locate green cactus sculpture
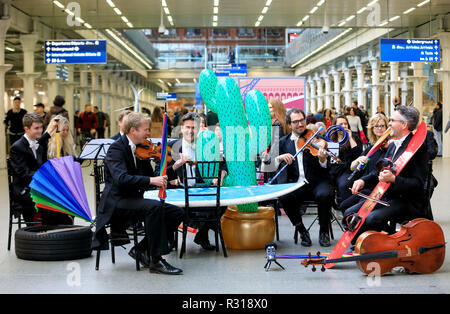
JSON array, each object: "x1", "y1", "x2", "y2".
[{"x1": 199, "y1": 69, "x2": 272, "y2": 212}]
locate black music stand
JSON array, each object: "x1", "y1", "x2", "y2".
[{"x1": 78, "y1": 139, "x2": 115, "y2": 161}]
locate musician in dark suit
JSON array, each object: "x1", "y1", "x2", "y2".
[
  {"x1": 9, "y1": 113, "x2": 61, "y2": 225},
  {"x1": 92, "y1": 112, "x2": 186, "y2": 275},
  {"x1": 275, "y1": 108, "x2": 334, "y2": 247},
  {"x1": 344, "y1": 106, "x2": 429, "y2": 238},
  {"x1": 167, "y1": 112, "x2": 227, "y2": 251}
]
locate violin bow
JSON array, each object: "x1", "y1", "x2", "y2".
[
  {"x1": 268, "y1": 126, "x2": 323, "y2": 185},
  {"x1": 158, "y1": 102, "x2": 169, "y2": 203}
]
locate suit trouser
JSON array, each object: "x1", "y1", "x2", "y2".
[
  {"x1": 279, "y1": 181, "x2": 333, "y2": 233},
  {"x1": 113, "y1": 198, "x2": 184, "y2": 258}
]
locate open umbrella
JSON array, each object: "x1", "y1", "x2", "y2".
[{"x1": 29, "y1": 156, "x2": 92, "y2": 222}]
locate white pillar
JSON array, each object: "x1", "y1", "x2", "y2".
[
  {"x1": 45, "y1": 64, "x2": 60, "y2": 107},
  {"x1": 370, "y1": 59, "x2": 381, "y2": 117},
  {"x1": 63, "y1": 65, "x2": 77, "y2": 131},
  {"x1": 17, "y1": 33, "x2": 40, "y2": 112},
  {"x1": 314, "y1": 73, "x2": 323, "y2": 113},
  {"x1": 100, "y1": 71, "x2": 109, "y2": 113},
  {"x1": 308, "y1": 77, "x2": 316, "y2": 115},
  {"x1": 322, "y1": 69, "x2": 332, "y2": 110},
  {"x1": 437, "y1": 32, "x2": 450, "y2": 157},
  {"x1": 355, "y1": 63, "x2": 366, "y2": 110},
  {"x1": 331, "y1": 69, "x2": 342, "y2": 114},
  {"x1": 90, "y1": 71, "x2": 99, "y2": 107},
  {"x1": 400, "y1": 64, "x2": 409, "y2": 106},
  {"x1": 410, "y1": 62, "x2": 428, "y2": 114},
  {"x1": 79, "y1": 68, "x2": 89, "y2": 107},
  {"x1": 109, "y1": 73, "x2": 119, "y2": 135},
  {"x1": 0, "y1": 17, "x2": 13, "y2": 169},
  {"x1": 389, "y1": 61, "x2": 400, "y2": 116},
  {"x1": 342, "y1": 67, "x2": 353, "y2": 109},
  {"x1": 304, "y1": 78, "x2": 310, "y2": 114}
]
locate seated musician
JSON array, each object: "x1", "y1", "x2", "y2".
[
  {"x1": 328, "y1": 115, "x2": 362, "y2": 207},
  {"x1": 339, "y1": 113, "x2": 389, "y2": 211},
  {"x1": 274, "y1": 108, "x2": 334, "y2": 247},
  {"x1": 111, "y1": 109, "x2": 131, "y2": 140},
  {"x1": 92, "y1": 112, "x2": 186, "y2": 275},
  {"x1": 167, "y1": 112, "x2": 227, "y2": 251},
  {"x1": 9, "y1": 113, "x2": 58, "y2": 225},
  {"x1": 343, "y1": 106, "x2": 429, "y2": 240}
]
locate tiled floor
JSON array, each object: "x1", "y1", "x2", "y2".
[{"x1": 1, "y1": 157, "x2": 449, "y2": 294}]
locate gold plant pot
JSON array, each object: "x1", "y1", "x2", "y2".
[{"x1": 221, "y1": 205, "x2": 275, "y2": 250}]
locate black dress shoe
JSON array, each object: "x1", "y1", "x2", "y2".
[
  {"x1": 194, "y1": 234, "x2": 216, "y2": 251},
  {"x1": 300, "y1": 230, "x2": 312, "y2": 247},
  {"x1": 149, "y1": 258, "x2": 183, "y2": 275},
  {"x1": 319, "y1": 232, "x2": 331, "y2": 247},
  {"x1": 128, "y1": 247, "x2": 150, "y2": 268}
]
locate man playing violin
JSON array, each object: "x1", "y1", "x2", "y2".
[
  {"x1": 92, "y1": 112, "x2": 187, "y2": 275},
  {"x1": 274, "y1": 108, "x2": 334, "y2": 247}
]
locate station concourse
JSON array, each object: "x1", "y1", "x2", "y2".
[{"x1": 1, "y1": 0, "x2": 450, "y2": 296}]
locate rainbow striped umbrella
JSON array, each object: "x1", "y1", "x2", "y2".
[
  {"x1": 29, "y1": 156, "x2": 92, "y2": 222},
  {"x1": 158, "y1": 111, "x2": 169, "y2": 201}
]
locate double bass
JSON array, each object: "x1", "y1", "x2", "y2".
[{"x1": 301, "y1": 218, "x2": 445, "y2": 276}]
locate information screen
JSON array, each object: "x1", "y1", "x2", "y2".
[{"x1": 44, "y1": 39, "x2": 107, "y2": 64}]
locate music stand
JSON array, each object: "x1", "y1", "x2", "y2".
[{"x1": 78, "y1": 139, "x2": 115, "y2": 161}]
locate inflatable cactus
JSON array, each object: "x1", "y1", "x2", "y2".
[{"x1": 198, "y1": 69, "x2": 272, "y2": 212}]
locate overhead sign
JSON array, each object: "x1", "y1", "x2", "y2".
[
  {"x1": 44, "y1": 39, "x2": 107, "y2": 64},
  {"x1": 156, "y1": 92, "x2": 177, "y2": 101},
  {"x1": 211, "y1": 63, "x2": 247, "y2": 77},
  {"x1": 380, "y1": 38, "x2": 440, "y2": 62}
]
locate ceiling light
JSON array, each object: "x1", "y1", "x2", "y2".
[
  {"x1": 167, "y1": 15, "x2": 173, "y2": 22},
  {"x1": 367, "y1": 0, "x2": 378, "y2": 6},
  {"x1": 302, "y1": 15, "x2": 310, "y2": 21},
  {"x1": 389, "y1": 15, "x2": 400, "y2": 22},
  {"x1": 357, "y1": 7, "x2": 367, "y2": 14},
  {"x1": 65, "y1": 8, "x2": 75, "y2": 16},
  {"x1": 346, "y1": 15, "x2": 355, "y2": 21},
  {"x1": 84, "y1": 23, "x2": 92, "y2": 29},
  {"x1": 262, "y1": 6, "x2": 268, "y2": 14},
  {"x1": 310, "y1": 7, "x2": 318, "y2": 14},
  {"x1": 127, "y1": 22, "x2": 133, "y2": 27},
  {"x1": 317, "y1": 0, "x2": 325, "y2": 6},
  {"x1": 213, "y1": 15, "x2": 218, "y2": 21},
  {"x1": 106, "y1": 0, "x2": 115, "y2": 8},
  {"x1": 403, "y1": 7, "x2": 416, "y2": 14},
  {"x1": 113, "y1": 7, "x2": 122, "y2": 15},
  {"x1": 121, "y1": 16, "x2": 129, "y2": 23},
  {"x1": 167, "y1": 82, "x2": 172, "y2": 87},
  {"x1": 176, "y1": 79, "x2": 181, "y2": 84},
  {"x1": 255, "y1": 21, "x2": 261, "y2": 27},
  {"x1": 75, "y1": 17, "x2": 85, "y2": 24},
  {"x1": 158, "y1": 79, "x2": 164, "y2": 84},
  {"x1": 258, "y1": 15, "x2": 264, "y2": 21},
  {"x1": 53, "y1": 1, "x2": 65, "y2": 9},
  {"x1": 5, "y1": 46, "x2": 15, "y2": 52},
  {"x1": 164, "y1": 7, "x2": 170, "y2": 14},
  {"x1": 213, "y1": 22, "x2": 217, "y2": 27},
  {"x1": 297, "y1": 20, "x2": 303, "y2": 26},
  {"x1": 214, "y1": 0, "x2": 219, "y2": 6},
  {"x1": 338, "y1": 20, "x2": 346, "y2": 26},
  {"x1": 417, "y1": 0, "x2": 430, "y2": 7},
  {"x1": 214, "y1": 7, "x2": 218, "y2": 14},
  {"x1": 162, "y1": 0, "x2": 167, "y2": 6},
  {"x1": 193, "y1": 78, "x2": 197, "y2": 83},
  {"x1": 379, "y1": 20, "x2": 388, "y2": 26}
]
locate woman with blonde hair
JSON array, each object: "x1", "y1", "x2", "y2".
[{"x1": 47, "y1": 115, "x2": 77, "y2": 159}]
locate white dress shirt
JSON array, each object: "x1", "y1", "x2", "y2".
[
  {"x1": 126, "y1": 135, "x2": 137, "y2": 167},
  {"x1": 391, "y1": 133, "x2": 409, "y2": 159},
  {"x1": 182, "y1": 138, "x2": 197, "y2": 186},
  {"x1": 24, "y1": 134, "x2": 38, "y2": 159}
]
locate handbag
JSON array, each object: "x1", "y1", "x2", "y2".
[{"x1": 359, "y1": 130, "x2": 368, "y2": 144}]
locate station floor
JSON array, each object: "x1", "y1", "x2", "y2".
[{"x1": 0, "y1": 157, "x2": 449, "y2": 295}]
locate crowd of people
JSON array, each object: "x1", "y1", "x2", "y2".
[{"x1": 5, "y1": 93, "x2": 443, "y2": 275}]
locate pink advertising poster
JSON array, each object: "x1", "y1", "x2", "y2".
[{"x1": 239, "y1": 77, "x2": 305, "y2": 111}]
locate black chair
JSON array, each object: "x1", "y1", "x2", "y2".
[
  {"x1": 6, "y1": 158, "x2": 41, "y2": 251},
  {"x1": 93, "y1": 160, "x2": 144, "y2": 271},
  {"x1": 424, "y1": 160, "x2": 436, "y2": 221},
  {"x1": 179, "y1": 160, "x2": 227, "y2": 258},
  {"x1": 255, "y1": 160, "x2": 280, "y2": 241}
]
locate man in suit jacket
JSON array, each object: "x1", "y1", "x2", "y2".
[
  {"x1": 345, "y1": 105, "x2": 428, "y2": 237},
  {"x1": 275, "y1": 108, "x2": 334, "y2": 247},
  {"x1": 92, "y1": 112, "x2": 186, "y2": 275},
  {"x1": 167, "y1": 112, "x2": 227, "y2": 251},
  {"x1": 9, "y1": 113, "x2": 59, "y2": 224}
]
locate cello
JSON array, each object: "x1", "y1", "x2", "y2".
[{"x1": 301, "y1": 218, "x2": 445, "y2": 276}]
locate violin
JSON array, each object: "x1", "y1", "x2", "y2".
[
  {"x1": 135, "y1": 138, "x2": 173, "y2": 163},
  {"x1": 301, "y1": 218, "x2": 445, "y2": 275},
  {"x1": 297, "y1": 129, "x2": 341, "y2": 163}
]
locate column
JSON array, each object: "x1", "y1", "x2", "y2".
[
  {"x1": 322, "y1": 69, "x2": 332, "y2": 110},
  {"x1": 62, "y1": 65, "x2": 77, "y2": 130},
  {"x1": 437, "y1": 31, "x2": 450, "y2": 157},
  {"x1": 0, "y1": 17, "x2": 13, "y2": 169},
  {"x1": 314, "y1": 73, "x2": 323, "y2": 113},
  {"x1": 331, "y1": 68, "x2": 342, "y2": 114},
  {"x1": 17, "y1": 33, "x2": 40, "y2": 112},
  {"x1": 45, "y1": 64, "x2": 60, "y2": 107},
  {"x1": 109, "y1": 73, "x2": 119, "y2": 135},
  {"x1": 304, "y1": 78, "x2": 310, "y2": 115},
  {"x1": 370, "y1": 59, "x2": 381, "y2": 117},
  {"x1": 410, "y1": 62, "x2": 428, "y2": 114},
  {"x1": 90, "y1": 71, "x2": 100, "y2": 107},
  {"x1": 355, "y1": 62, "x2": 367, "y2": 110},
  {"x1": 400, "y1": 63, "x2": 409, "y2": 106},
  {"x1": 389, "y1": 61, "x2": 400, "y2": 116},
  {"x1": 342, "y1": 67, "x2": 353, "y2": 109},
  {"x1": 308, "y1": 76, "x2": 316, "y2": 115},
  {"x1": 100, "y1": 71, "x2": 109, "y2": 113},
  {"x1": 78, "y1": 68, "x2": 89, "y2": 107}
]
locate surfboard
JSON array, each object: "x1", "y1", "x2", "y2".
[{"x1": 143, "y1": 182, "x2": 304, "y2": 207}]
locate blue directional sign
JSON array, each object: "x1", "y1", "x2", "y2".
[
  {"x1": 211, "y1": 63, "x2": 247, "y2": 77},
  {"x1": 156, "y1": 92, "x2": 177, "y2": 101},
  {"x1": 44, "y1": 39, "x2": 107, "y2": 64},
  {"x1": 380, "y1": 38, "x2": 440, "y2": 62}
]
